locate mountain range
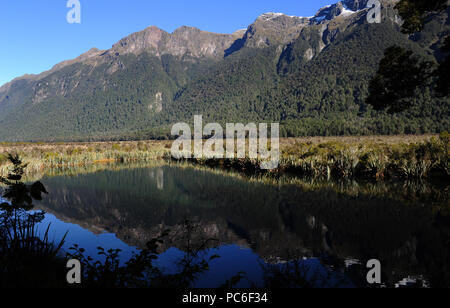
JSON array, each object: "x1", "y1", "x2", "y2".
[{"x1": 0, "y1": 0, "x2": 449, "y2": 141}]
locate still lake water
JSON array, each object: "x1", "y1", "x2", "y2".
[{"x1": 30, "y1": 164, "x2": 449, "y2": 288}]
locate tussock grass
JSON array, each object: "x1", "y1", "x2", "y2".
[
  {"x1": 171, "y1": 134, "x2": 449, "y2": 180},
  {"x1": 1, "y1": 134, "x2": 448, "y2": 181},
  {"x1": 278, "y1": 133, "x2": 449, "y2": 180},
  {"x1": 0, "y1": 140, "x2": 170, "y2": 176}
]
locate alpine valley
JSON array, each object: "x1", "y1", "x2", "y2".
[{"x1": 0, "y1": 0, "x2": 449, "y2": 141}]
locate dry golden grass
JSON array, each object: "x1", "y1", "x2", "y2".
[
  {"x1": 0, "y1": 140, "x2": 169, "y2": 154},
  {"x1": 279, "y1": 134, "x2": 438, "y2": 146},
  {"x1": 0, "y1": 135, "x2": 437, "y2": 154},
  {"x1": 0, "y1": 134, "x2": 447, "y2": 180},
  {"x1": 0, "y1": 140, "x2": 170, "y2": 176}
]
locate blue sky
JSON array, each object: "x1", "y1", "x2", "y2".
[{"x1": 0, "y1": 0, "x2": 333, "y2": 87}]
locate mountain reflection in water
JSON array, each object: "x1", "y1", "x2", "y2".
[{"x1": 33, "y1": 165, "x2": 449, "y2": 288}]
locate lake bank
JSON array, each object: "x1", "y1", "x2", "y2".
[{"x1": 1, "y1": 134, "x2": 448, "y2": 181}]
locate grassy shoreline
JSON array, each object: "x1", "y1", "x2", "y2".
[
  {"x1": 171, "y1": 134, "x2": 450, "y2": 180},
  {"x1": 1, "y1": 134, "x2": 448, "y2": 180},
  {"x1": 0, "y1": 140, "x2": 170, "y2": 176}
]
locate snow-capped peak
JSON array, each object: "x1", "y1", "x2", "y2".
[
  {"x1": 341, "y1": 7, "x2": 358, "y2": 16},
  {"x1": 312, "y1": 1, "x2": 364, "y2": 24},
  {"x1": 258, "y1": 12, "x2": 310, "y2": 21}
]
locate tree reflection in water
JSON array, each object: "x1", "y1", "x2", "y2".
[{"x1": 2, "y1": 161, "x2": 449, "y2": 288}]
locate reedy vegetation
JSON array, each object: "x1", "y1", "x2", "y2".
[
  {"x1": 0, "y1": 135, "x2": 448, "y2": 181},
  {"x1": 171, "y1": 134, "x2": 450, "y2": 180},
  {"x1": 0, "y1": 140, "x2": 169, "y2": 176}
]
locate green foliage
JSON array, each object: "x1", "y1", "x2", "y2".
[
  {"x1": 0, "y1": 154, "x2": 48, "y2": 209},
  {"x1": 368, "y1": 1, "x2": 450, "y2": 113},
  {"x1": 0, "y1": 154, "x2": 67, "y2": 287},
  {"x1": 435, "y1": 52, "x2": 450, "y2": 96},
  {"x1": 395, "y1": 0, "x2": 448, "y2": 34},
  {"x1": 366, "y1": 46, "x2": 434, "y2": 113}
]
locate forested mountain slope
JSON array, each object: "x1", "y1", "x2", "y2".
[{"x1": 0, "y1": 0, "x2": 448, "y2": 141}]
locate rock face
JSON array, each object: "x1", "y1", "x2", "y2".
[
  {"x1": 242, "y1": 13, "x2": 311, "y2": 48},
  {"x1": 0, "y1": 25, "x2": 242, "y2": 100},
  {"x1": 109, "y1": 25, "x2": 238, "y2": 59},
  {"x1": 343, "y1": 0, "x2": 371, "y2": 11},
  {"x1": 233, "y1": 0, "x2": 378, "y2": 50},
  {"x1": 52, "y1": 48, "x2": 105, "y2": 70},
  {"x1": 311, "y1": 0, "x2": 370, "y2": 24}
]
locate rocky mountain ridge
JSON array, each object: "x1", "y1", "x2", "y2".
[{"x1": 0, "y1": 0, "x2": 394, "y2": 93}]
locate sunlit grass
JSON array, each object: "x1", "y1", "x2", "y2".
[
  {"x1": 0, "y1": 140, "x2": 170, "y2": 176},
  {"x1": 1, "y1": 134, "x2": 448, "y2": 180},
  {"x1": 173, "y1": 133, "x2": 449, "y2": 180}
]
